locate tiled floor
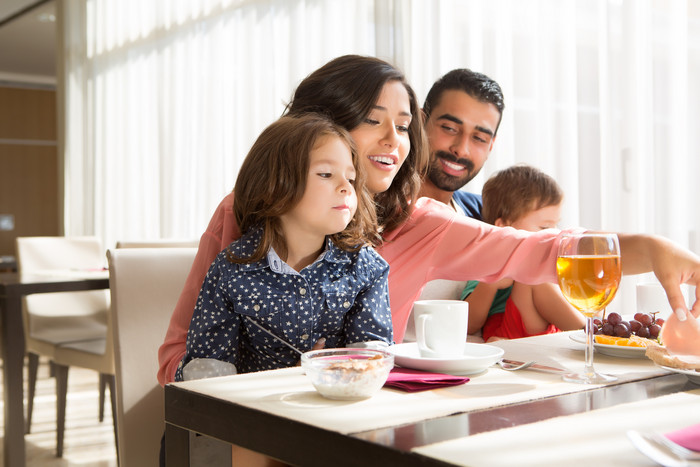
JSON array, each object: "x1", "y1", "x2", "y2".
[{"x1": 0, "y1": 357, "x2": 117, "y2": 466}]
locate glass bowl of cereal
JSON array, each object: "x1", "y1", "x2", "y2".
[{"x1": 301, "y1": 348, "x2": 394, "y2": 400}]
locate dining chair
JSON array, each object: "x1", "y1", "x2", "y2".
[
  {"x1": 52, "y1": 333, "x2": 117, "y2": 457},
  {"x1": 15, "y1": 236, "x2": 115, "y2": 457},
  {"x1": 107, "y1": 247, "x2": 196, "y2": 466}
]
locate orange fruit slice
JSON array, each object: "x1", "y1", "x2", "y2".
[
  {"x1": 594, "y1": 335, "x2": 623, "y2": 346},
  {"x1": 594, "y1": 335, "x2": 654, "y2": 347}
]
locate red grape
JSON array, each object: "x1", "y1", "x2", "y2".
[
  {"x1": 648, "y1": 324, "x2": 661, "y2": 338},
  {"x1": 607, "y1": 312, "x2": 623, "y2": 326},
  {"x1": 637, "y1": 313, "x2": 653, "y2": 326},
  {"x1": 596, "y1": 312, "x2": 660, "y2": 342},
  {"x1": 629, "y1": 319, "x2": 642, "y2": 332},
  {"x1": 614, "y1": 323, "x2": 631, "y2": 338}
]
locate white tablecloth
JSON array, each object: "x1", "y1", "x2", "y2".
[
  {"x1": 173, "y1": 331, "x2": 672, "y2": 434},
  {"x1": 412, "y1": 388, "x2": 700, "y2": 466}
]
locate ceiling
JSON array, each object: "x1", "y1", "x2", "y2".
[{"x1": 0, "y1": 0, "x2": 56, "y2": 86}]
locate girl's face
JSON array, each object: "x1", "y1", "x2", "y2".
[
  {"x1": 350, "y1": 80, "x2": 412, "y2": 194},
  {"x1": 280, "y1": 135, "x2": 357, "y2": 242}
]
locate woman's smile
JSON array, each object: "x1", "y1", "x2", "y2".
[{"x1": 367, "y1": 153, "x2": 399, "y2": 171}]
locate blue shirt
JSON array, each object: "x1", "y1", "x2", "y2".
[
  {"x1": 452, "y1": 190, "x2": 482, "y2": 220},
  {"x1": 176, "y1": 229, "x2": 392, "y2": 379}
]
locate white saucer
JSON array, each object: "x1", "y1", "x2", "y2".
[
  {"x1": 570, "y1": 331, "x2": 647, "y2": 359},
  {"x1": 658, "y1": 365, "x2": 700, "y2": 385},
  {"x1": 387, "y1": 343, "x2": 504, "y2": 376}
]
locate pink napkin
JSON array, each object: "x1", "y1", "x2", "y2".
[
  {"x1": 383, "y1": 367, "x2": 469, "y2": 392},
  {"x1": 666, "y1": 422, "x2": 700, "y2": 451}
]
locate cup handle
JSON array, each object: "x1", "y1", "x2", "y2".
[{"x1": 416, "y1": 314, "x2": 433, "y2": 354}]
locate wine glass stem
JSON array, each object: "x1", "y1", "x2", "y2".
[{"x1": 584, "y1": 315, "x2": 595, "y2": 376}]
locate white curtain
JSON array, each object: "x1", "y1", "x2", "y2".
[
  {"x1": 61, "y1": 0, "x2": 384, "y2": 246},
  {"x1": 61, "y1": 0, "x2": 700, "y2": 312}
]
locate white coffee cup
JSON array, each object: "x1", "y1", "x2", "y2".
[
  {"x1": 413, "y1": 300, "x2": 468, "y2": 358},
  {"x1": 636, "y1": 282, "x2": 690, "y2": 319}
]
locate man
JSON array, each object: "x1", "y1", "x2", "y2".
[
  {"x1": 419, "y1": 68, "x2": 505, "y2": 219},
  {"x1": 409, "y1": 69, "x2": 506, "y2": 340}
]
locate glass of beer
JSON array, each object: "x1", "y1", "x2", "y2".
[{"x1": 556, "y1": 233, "x2": 621, "y2": 383}]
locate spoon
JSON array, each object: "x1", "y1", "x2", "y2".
[
  {"x1": 498, "y1": 359, "x2": 535, "y2": 371},
  {"x1": 245, "y1": 317, "x2": 304, "y2": 355},
  {"x1": 627, "y1": 430, "x2": 700, "y2": 465}
]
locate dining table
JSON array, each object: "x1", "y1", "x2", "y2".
[
  {"x1": 0, "y1": 255, "x2": 16, "y2": 272},
  {"x1": 0, "y1": 270, "x2": 110, "y2": 467},
  {"x1": 164, "y1": 331, "x2": 700, "y2": 466}
]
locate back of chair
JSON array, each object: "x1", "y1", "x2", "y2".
[
  {"x1": 17, "y1": 236, "x2": 106, "y2": 272},
  {"x1": 16, "y1": 236, "x2": 109, "y2": 345},
  {"x1": 115, "y1": 240, "x2": 199, "y2": 248},
  {"x1": 107, "y1": 247, "x2": 196, "y2": 467}
]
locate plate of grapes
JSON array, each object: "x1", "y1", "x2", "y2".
[{"x1": 570, "y1": 311, "x2": 663, "y2": 358}]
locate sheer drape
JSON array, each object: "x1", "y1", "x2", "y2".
[
  {"x1": 61, "y1": 0, "x2": 700, "y2": 311},
  {"x1": 61, "y1": 0, "x2": 383, "y2": 246},
  {"x1": 396, "y1": 0, "x2": 699, "y2": 240}
]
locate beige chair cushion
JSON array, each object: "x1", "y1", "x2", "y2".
[{"x1": 25, "y1": 291, "x2": 109, "y2": 343}]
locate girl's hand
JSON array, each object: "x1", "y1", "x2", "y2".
[
  {"x1": 311, "y1": 337, "x2": 327, "y2": 350},
  {"x1": 296, "y1": 338, "x2": 326, "y2": 366}
]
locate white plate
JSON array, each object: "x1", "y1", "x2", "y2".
[
  {"x1": 658, "y1": 365, "x2": 700, "y2": 385},
  {"x1": 569, "y1": 332, "x2": 647, "y2": 359},
  {"x1": 387, "y1": 343, "x2": 504, "y2": 376}
]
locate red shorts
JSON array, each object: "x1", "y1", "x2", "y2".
[{"x1": 482, "y1": 297, "x2": 560, "y2": 341}]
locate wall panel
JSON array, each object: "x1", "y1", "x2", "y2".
[{"x1": 0, "y1": 86, "x2": 58, "y2": 257}]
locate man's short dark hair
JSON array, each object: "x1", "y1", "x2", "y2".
[{"x1": 423, "y1": 69, "x2": 505, "y2": 134}]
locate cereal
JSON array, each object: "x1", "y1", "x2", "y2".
[{"x1": 301, "y1": 349, "x2": 394, "y2": 400}]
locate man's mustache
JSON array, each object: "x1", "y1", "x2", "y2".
[{"x1": 435, "y1": 151, "x2": 475, "y2": 173}]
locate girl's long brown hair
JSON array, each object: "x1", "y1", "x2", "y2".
[
  {"x1": 229, "y1": 114, "x2": 379, "y2": 264},
  {"x1": 285, "y1": 55, "x2": 429, "y2": 234}
]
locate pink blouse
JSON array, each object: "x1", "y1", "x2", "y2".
[{"x1": 157, "y1": 192, "x2": 576, "y2": 385}]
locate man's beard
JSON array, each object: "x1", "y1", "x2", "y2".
[{"x1": 426, "y1": 150, "x2": 477, "y2": 192}]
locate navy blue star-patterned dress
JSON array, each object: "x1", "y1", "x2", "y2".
[{"x1": 175, "y1": 228, "x2": 392, "y2": 380}]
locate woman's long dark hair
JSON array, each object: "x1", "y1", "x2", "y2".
[{"x1": 284, "y1": 55, "x2": 429, "y2": 234}]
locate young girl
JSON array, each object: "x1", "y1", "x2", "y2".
[
  {"x1": 462, "y1": 165, "x2": 585, "y2": 341},
  {"x1": 175, "y1": 114, "x2": 392, "y2": 379}
]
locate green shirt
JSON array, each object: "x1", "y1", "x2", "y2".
[{"x1": 461, "y1": 280, "x2": 513, "y2": 317}]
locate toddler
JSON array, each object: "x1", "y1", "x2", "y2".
[{"x1": 462, "y1": 165, "x2": 585, "y2": 341}]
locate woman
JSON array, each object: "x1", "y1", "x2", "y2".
[{"x1": 158, "y1": 54, "x2": 700, "y2": 386}]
